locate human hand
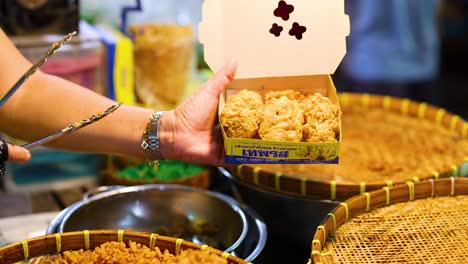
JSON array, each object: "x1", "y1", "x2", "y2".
[
  {"x1": 160, "y1": 60, "x2": 237, "y2": 166},
  {"x1": 0, "y1": 140, "x2": 31, "y2": 178}
]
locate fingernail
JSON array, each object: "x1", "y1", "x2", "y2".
[
  {"x1": 227, "y1": 59, "x2": 237, "y2": 68},
  {"x1": 17, "y1": 146, "x2": 31, "y2": 161},
  {"x1": 24, "y1": 151, "x2": 31, "y2": 161}
]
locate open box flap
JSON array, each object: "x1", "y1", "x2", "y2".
[{"x1": 199, "y1": 0, "x2": 349, "y2": 79}]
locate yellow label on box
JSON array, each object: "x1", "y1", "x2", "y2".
[{"x1": 224, "y1": 138, "x2": 340, "y2": 164}]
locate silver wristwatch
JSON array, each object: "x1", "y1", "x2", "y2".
[{"x1": 141, "y1": 111, "x2": 164, "y2": 166}]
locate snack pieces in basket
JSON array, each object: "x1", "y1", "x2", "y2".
[
  {"x1": 220, "y1": 89, "x2": 264, "y2": 138},
  {"x1": 31, "y1": 241, "x2": 228, "y2": 264},
  {"x1": 220, "y1": 89, "x2": 340, "y2": 142}
]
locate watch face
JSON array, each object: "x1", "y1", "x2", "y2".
[{"x1": 16, "y1": 0, "x2": 48, "y2": 10}]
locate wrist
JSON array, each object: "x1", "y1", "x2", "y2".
[{"x1": 157, "y1": 110, "x2": 176, "y2": 161}]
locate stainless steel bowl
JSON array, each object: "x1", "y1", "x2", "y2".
[
  {"x1": 218, "y1": 167, "x2": 341, "y2": 247},
  {"x1": 47, "y1": 184, "x2": 267, "y2": 262}
]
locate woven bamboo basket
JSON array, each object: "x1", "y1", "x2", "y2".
[
  {"x1": 309, "y1": 177, "x2": 468, "y2": 263},
  {"x1": 229, "y1": 93, "x2": 468, "y2": 201},
  {"x1": 0, "y1": 230, "x2": 249, "y2": 264},
  {"x1": 101, "y1": 155, "x2": 211, "y2": 189}
]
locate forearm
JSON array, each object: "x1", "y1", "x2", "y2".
[
  {"x1": 0, "y1": 28, "x2": 237, "y2": 166},
  {"x1": 0, "y1": 28, "x2": 159, "y2": 157},
  {"x1": 0, "y1": 72, "x2": 153, "y2": 157}
]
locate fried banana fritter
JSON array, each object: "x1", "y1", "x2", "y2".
[
  {"x1": 221, "y1": 90, "x2": 340, "y2": 143},
  {"x1": 300, "y1": 93, "x2": 341, "y2": 142},
  {"x1": 220, "y1": 89, "x2": 263, "y2": 138},
  {"x1": 259, "y1": 96, "x2": 304, "y2": 142},
  {"x1": 303, "y1": 122, "x2": 338, "y2": 143}
]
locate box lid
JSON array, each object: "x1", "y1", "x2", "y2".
[{"x1": 199, "y1": 0, "x2": 350, "y2": 79}]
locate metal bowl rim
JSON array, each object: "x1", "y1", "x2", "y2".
[{"x1": 57, "y1": 184, "x2": 249, "y2": 253}]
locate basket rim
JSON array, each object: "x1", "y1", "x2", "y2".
[
  {"x1": 0, "y1": 230, "x2": 250, "y2": 264},
  {"x1": 229, "y1": 93, "x2": 468, "y2": 200},
  {"x1": 308, "y1": 177, "x2": 468, "y2": 264}
]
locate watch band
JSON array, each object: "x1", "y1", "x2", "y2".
[{"x1": 141, "y1": 111, "x2": 164, "y2": 166}]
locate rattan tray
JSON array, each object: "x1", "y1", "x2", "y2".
[
  {"x1": 309, "y1": 177, "x2": 468, "y2": 263},
  {"x1": 0, "y1": 230, "x2": 249, "y2": 264},
  {"x1": 228, "y1": 93, "x2": 468, "y2": 200}
]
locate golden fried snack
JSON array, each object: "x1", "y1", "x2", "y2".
[
  {"x1": 300, "y1": 93, "x2": 339, "y2": 116},
  {"x1": 303, "y1": 122, "x2": 338, "y2": 143},
  {"x1": 220, "y1": 90, "x2": 264, "y2": 138},
  {"x1": 259, "y1": 96, "x2": 304, "y2": 142},
  {"x1": 301, "y1": 93, "x2": 340, "y2": 142},
  {"x1": 265, "y1": 90, "x2": 305, "y2": 102}
]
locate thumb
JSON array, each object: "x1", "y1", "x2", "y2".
[
  {"x1": 8, "y1": 144, "x2": 31, "y2": 162},
  {"x1": 202, "y1": 60, "x2": 237, "y2": 97}
]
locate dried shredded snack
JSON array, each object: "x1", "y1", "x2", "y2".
[
  {"x1": 220, "y1": 89, "x2": 264, "y2": 138},
  {"x1": 30, "y1": 241, "x2": 228, "y2": 264},
  {"x1": 259, "y1": 96, "x2": 304, "y2": 142}
]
